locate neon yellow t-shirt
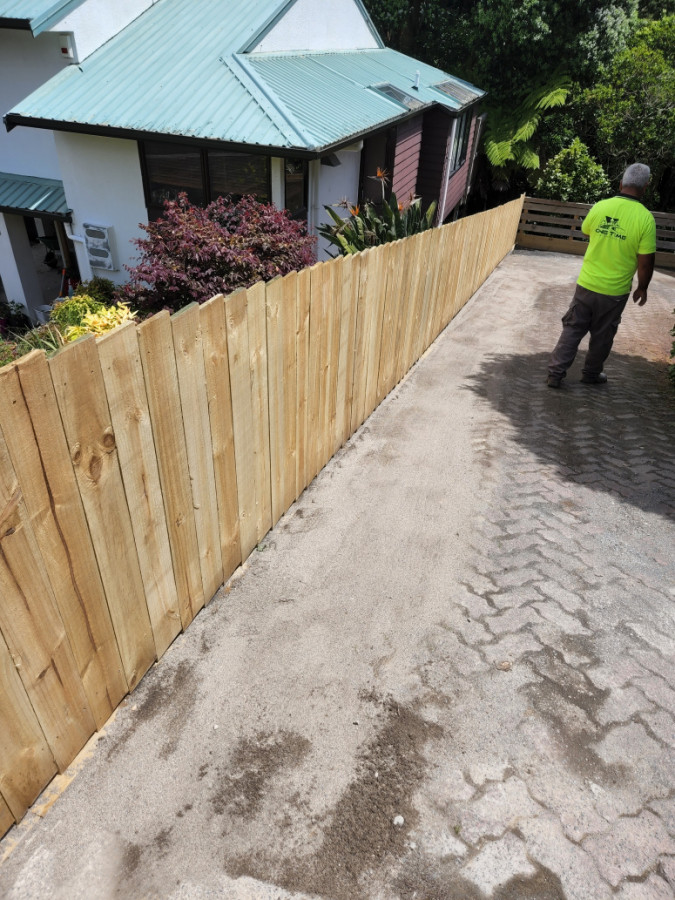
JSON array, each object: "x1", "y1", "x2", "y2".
[{"x1": 578, "y1": 195, "x2": 656, "y2": 296}]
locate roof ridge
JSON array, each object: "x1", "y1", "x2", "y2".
[{"x1": 226, "y1": 53, "x2": 316, "y2": 149}]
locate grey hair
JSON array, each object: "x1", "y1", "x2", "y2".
[{"x1": 622, "y1": 163, "x2": 650, "y2": 189}]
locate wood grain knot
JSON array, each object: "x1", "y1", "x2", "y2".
[
  {"x1": 71, "y1": 442, "x2": 82, "y2": 465},
  {"x1": 102, "y1": 427, "x2": 116, "y2": 451},
  {"x1": 89, "y1": 454, "x2": 103, "y2": 483}
]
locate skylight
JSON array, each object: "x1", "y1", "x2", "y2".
[
  {"x1": 371, "y1": 83, "x2": 424, "y2": 111},
  {"x1": 433, "y1": 80, "x2": 477, "y2": 105}
]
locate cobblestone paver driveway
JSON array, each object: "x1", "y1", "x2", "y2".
[{"x1": 1, "y1": 251, "x2": 673, "y2": 900}]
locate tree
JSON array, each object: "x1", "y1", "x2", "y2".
[
  {"x1": 122, "y1": 194, "x2": 316, "y2": 315},
  {"x1": 535, "y1": 139, "x2": 611, "y2": 202},
  {"x1": 583, "y1": 16, "x2": 675, "y2": 208}
]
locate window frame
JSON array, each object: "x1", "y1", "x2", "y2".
[
  {"x1": 139, "y1": 140, "x2": 272, "y2": 219},
  {"x1": 448, "y1": 111, "x2": 472, "y2": 176}
]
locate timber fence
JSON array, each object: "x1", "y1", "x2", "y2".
[
  {"x1": 0, "y1": 196, "x2": 524, "y2": 838},
  {"x1": 517, "y1": 196, "x2": 675, "y2": 270}
]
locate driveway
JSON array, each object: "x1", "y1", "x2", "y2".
[{"x1": 1, "y1": 250, "x2": 674, "y2": 900}]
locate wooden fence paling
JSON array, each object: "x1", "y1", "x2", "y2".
[
  {"x1": 137, "y1": 311, "x2": 204, "y2": 628},
  {"x1": 0, "y1": 196, "x2": 525, "y2": 840},
  {"x1": 0, "y1": 626, "x2": 57, "y2": 821},
  {"x1": 225, "y1": 289, "x2": 259, "y2": 560},
  {"x1": 0, "y1": 355, "x2": 126, "y2": 729},
  {"x1": 199, "y1": 295, "x2": 242, "y2": 582},
  {"x1": 0, "y1": 794, "x2": 15, "y2": 840},
  {"x1": 335, "y1": 253, "x2": 360, "y2": 449},
  {"x1": 246, "y1": 282, "x2": 273, "y2": 546},
  {"x1": 172, "y1": 304, "x2": 224, "y2": 602},
  {"x1": 0, "y1": 424, "x2": 95, "y2": 769},
  {"x1": 97, "y1": 324, "x2": 181, "y2": 658},
  {"x1": 295, "y1": 268, "x2": 312, "y2": 498},
  {"x1": 49, "y1": 337, "x2": 156, "y2": 691},
  {"x1": 267, "y1": 273, "x2": 298, "y2": 526}
]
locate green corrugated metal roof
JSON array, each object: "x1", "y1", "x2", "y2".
[
  {"x1": 0, "y1": 171, "x2": 70, "y2": 218},
  {"x1": 0, "y1": 0, "x2": 86, "y2": 34},
  {"x1": 5, "y1": 0, "x2": 484, "y2": 153}
]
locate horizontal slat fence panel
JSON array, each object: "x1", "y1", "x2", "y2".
[
  {"x1": 518, "y1": 196, "x2": 675, "y2": 269},
  {"x1": 0, "y1": 196, "x2": 523, "y2": 840}
]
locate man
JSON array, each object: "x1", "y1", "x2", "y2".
[{"x1": 547, "y1": 163, "x2": 656, "y2": 388}]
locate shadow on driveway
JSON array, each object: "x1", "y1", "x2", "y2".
[{"x1": 463, "y1": 351, "x2": 675, "y2": 521}]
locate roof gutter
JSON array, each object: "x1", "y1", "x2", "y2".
[
  {"x1": 0, "y1": 17, "x2": 32, "y2": 29},
  {"x1": 4, "y1": 98, "x2": 484, "y2": 160},
  {"x1": 0, "y1": 203, "x2": 71, "y2": 221}
]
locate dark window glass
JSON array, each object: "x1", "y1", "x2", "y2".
[
  {"x1": 208, "y1": 152, "x2": 270, "y2": 202},
  {"x1": 449, "y1": 112, "x2": 471, "y2": 174},
  {"x1": 284, "y1": 159, "x2": 307, "y2": 218},
  {"x1": 145, "y1": 141, "x2": 205, "y2": 210}
]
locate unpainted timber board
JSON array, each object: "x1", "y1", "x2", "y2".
[
  {"x1": 171, "y1": 304, "x2": 224, "y2": 602},
  {"x1": 363, "y1": 244, "x2": 388, "y2": 419},
  {"x1": 324, "y1": 259, "x2": 342, "y2": 466},
  {"x1": 225, "y1": 290, "x2": 258, "y2": 561},
  {"x1": 97, "y1": 324, "x2": 181, "y2": 659},
  {"x1": 137, "y1": 311, "x2": 204, "y2": 628},
  {"x1": 49, "y1": 337, "x2": 155, "y2": 692},
  {"x1": 335, "y1": 253, "x2": 360, "y2": 448},
  {"x1": 0, "y1": 353, "x2": 126, "y2": 728},
  {"x1": 0, "y1": 792, "x2": 15, "y2": 839},
  {"x1": 295, "y1": 267, "x2": 311, "y2": 497},
  {"x1": 246, "y1": 282, "x2": 272, "y2": 545},
  {"x1": 307, "y1": 263, "x2": 326, "y2": 483},
  {"x1": 0, "y1": 424, "x2": 95, "y2": 770},
  {"x1": 0, "y1": 628, "x2": 56, "y2": 821},
  {"x1": 199, "y1": 295, "x2": 242, "y2": 582}
]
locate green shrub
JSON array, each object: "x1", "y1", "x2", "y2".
[
  {"x1": 535, "y1": 138, "x2": 611, "y2": 203},
  {"x1": 319, "y1": 192, "x2": 437, "y2": 256},
  {"x1": 50, "y1": 294, "x2": 105, "y2": 329},
  {"x1": 72, "y1": 276, "x2": 117, "y2": 305},
  {"x1": 0, "y1": 338, "x2": 19, "y2": 367}
]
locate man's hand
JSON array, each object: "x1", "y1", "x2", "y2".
[{"x1": 633, "y1": 286, "x2": 648, "y2": 306}]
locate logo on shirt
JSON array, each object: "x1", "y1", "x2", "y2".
[{"x1": 595, "y1": 216, "x2": 627, "y2": 241}]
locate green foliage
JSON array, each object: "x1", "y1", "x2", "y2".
[
  {"x1": 0, "y1": 298, "x2": 31, "y2": 335},
  {"x1": 72, "y1": 276, "x2": 117, "y2": 305},
  {"x1": 483, "y1": 76, "x2": 572, "y2": 186},
  {"x1": 50, "y1": 294, "x2": 105, "y2": 329},
  {"x1": 535, "y1": 139, "x2": 611, "y2": 202},
  {"x1": 639, "y1": 0, "x2": 675, "y2": 16},
  {"x1": 583, "y1": 23, "x2": 675, "y2": 207},
  {"x1": 318, "y1": 193, "x2": 437, "y2": 256}
]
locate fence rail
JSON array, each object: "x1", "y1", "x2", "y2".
[
  {"x1": 517, "y1": 196, "x2": 675, "y2": 269},
  {"x1": 0, "y1": 196, "x2": 524, "y2": 838}
]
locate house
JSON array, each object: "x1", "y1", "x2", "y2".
[{"x1": 1, "y1": 0, "x2": 485, "y2": 320}]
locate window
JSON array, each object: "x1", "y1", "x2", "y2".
[
  {"x1": 284, "y1": 159, "x2": 308, "y2": 219},
  {"x1": 142, "y1": 141, "x2": 270, "y2": 218},
  {"x1": 448, "y1": 112, "x2": 472, "y2": 175}
]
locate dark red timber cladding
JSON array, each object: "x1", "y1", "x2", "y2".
[
  {"x1": 442, "y1": 112, "x2": 479, "y2": 221},
  {"x1": 391, "y1": 115, "x2": 423, "y2": 206},
  {"x1": 417, "y1": 107, "x2": 452, "y2": 215}
]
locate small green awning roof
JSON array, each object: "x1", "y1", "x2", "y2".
[
  {"x1": 0, "y1": 1, "x2": 86, "y2": 34},
  {"x1": 0, "y1": 171, "x2": 70, "y2": 219}
]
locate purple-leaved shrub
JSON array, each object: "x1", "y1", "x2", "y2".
[{"x1": 121, "y1": 193, "x2": 316, "y2": 315}]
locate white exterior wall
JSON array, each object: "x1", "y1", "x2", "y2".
[
  {"x1": 0, "y1": 30, "x2": 68, "y2": 178},
  {"x1": 48, "y1": 0, "x2": 155, "y2": 61},
  {"x1": 252, "y1": 0, "x2": 380, "y2": 52},
  {"x1": 54, "y1": 132, "x2": 147, "y2": 283},
  {"x1": 311, "y1": 146, "x2": 362, "y2": 260}
]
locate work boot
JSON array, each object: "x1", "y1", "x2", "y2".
[{"x1": 581, "y1": 372, "x2": 608, "y2": 384}]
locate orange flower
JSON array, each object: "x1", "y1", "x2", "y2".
[
  {"x1": 349, "y1": 204, "x2": 360, "y2": 216},
  {"x1": 375, "y1": 166, "x2": 389, "y2": 181}
]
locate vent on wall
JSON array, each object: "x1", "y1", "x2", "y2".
[{"x1": 83, "y1": 223, "x2": 116, "y2": 271}]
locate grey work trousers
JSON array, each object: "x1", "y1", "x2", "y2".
[{"x1": 548, "y1": 284, "x2": 629, "y2": 380}]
